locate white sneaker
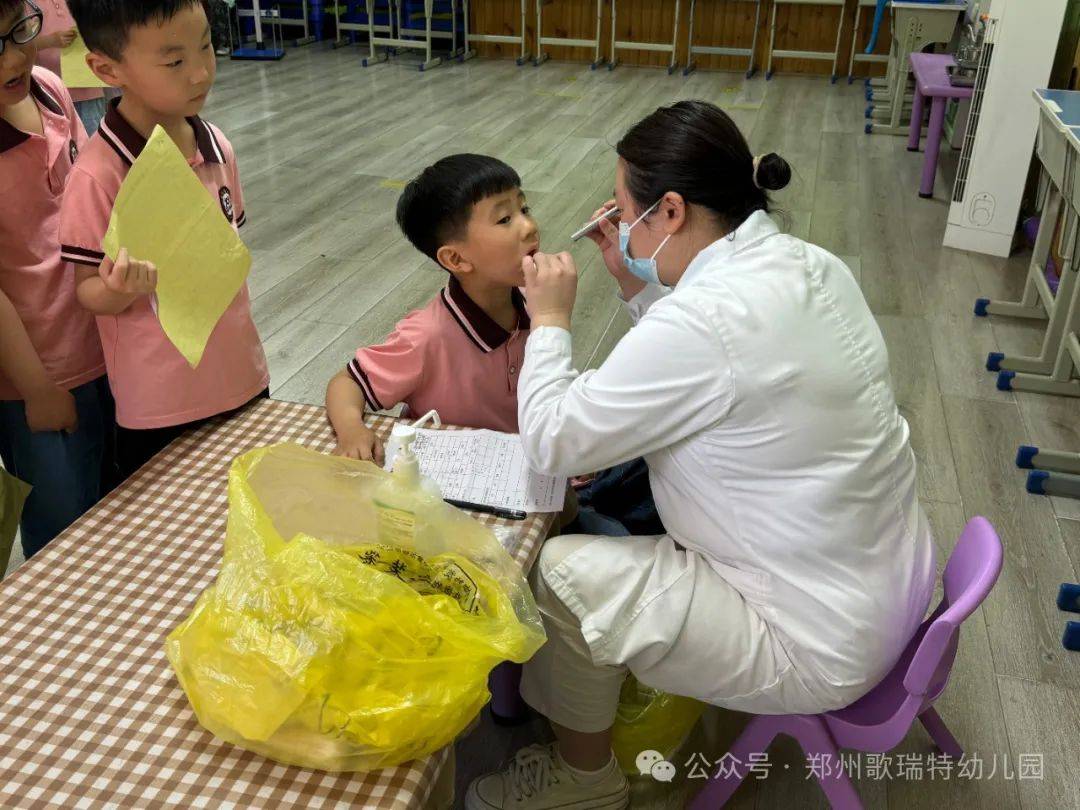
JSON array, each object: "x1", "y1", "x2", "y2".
[{"x1": 465, "y1": 743, "x2": 630, "y2": 810}]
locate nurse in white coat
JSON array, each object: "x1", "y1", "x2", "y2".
[{"x1": 466, "y1": 100, "x2": 936, "y2": 810}]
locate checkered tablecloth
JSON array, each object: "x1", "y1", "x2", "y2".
[{"x1": 0, "y1": 399, "x2": 555, "y2": 809}]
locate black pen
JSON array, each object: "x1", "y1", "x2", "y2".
[{"x1": 445, "y1": 499, "x2": 527, "y2": 521}]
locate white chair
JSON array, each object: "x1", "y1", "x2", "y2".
[
  {"x1": 331, "y1": 0, "x2": 392, "y2": 49},
  {"x1": 608, "y1": 0, "x2": 681, "y2": 74},
  {"x1": 234, "y1": 0, "x2": 316, "y2": 48},
  {"x1": 847, "y1": 0, "x2": 889, "y2": 84},
  {"x1": 460, "y1": 0, "x2": 531, "y2": 64},
  {"x1": 534, "y1": 0, "x2": 606, "y2": 69},
  {"x1": 684, "y1": 0, "x2": 762, "y2": 79},
  {"x1": 362, "y1": 0, "x2": 461, "y2": 71},
  {"x1": 765, "y1": 0, "x2": 846, "y2": 83}
]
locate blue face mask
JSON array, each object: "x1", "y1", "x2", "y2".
[{"x1": 619, "y1": 200, "x2": 671, "y2": 285}]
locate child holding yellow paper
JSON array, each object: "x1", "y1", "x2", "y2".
[
  {"x1": 32, "y1": 0, "x2": 106, "y2": 134},
  {"x1": 60, "y1": 0, "x2": 268, "y2": 480},
  {"x1": 0, "y1": 0, "x2": 113, "y2": 558}
]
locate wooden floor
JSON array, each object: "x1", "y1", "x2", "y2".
[{"x1": 6, "y1": 42, "x2": 1080, "y2": 808}]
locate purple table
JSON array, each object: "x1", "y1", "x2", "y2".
[{"x1": 907, "y1": 53, "x2": 974, "y2": 198}]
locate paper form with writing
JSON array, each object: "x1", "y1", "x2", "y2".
[
  {"x1": 384, "y1": 428, "x2": 567, "y2": 513},
  {"x1": 60, "y1": 35, "x2": 108, "y2": 89},
  {"x1": 101, "y1": 125, "x2": 251, "y2": 368}
]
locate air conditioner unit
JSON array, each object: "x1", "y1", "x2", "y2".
[{"x1": 943, "y1": 0, "x2": 1068, "y2": 256}]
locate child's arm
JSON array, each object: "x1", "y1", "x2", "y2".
[
  {"x1": 0, "y1": 288, "x2": 77, "y2": 433},
  {"x1": 326, "y1": 370, "x2": 384, "y2": 464},
  {"x1": 75, "y1": 248, "x2": 157, "y2": 316}
]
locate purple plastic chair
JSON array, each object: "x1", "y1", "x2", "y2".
[{"x1": 689, "y1": 516, "x2": 1003, "y2": 809}]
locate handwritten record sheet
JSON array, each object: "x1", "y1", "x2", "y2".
[{"x1": 386, "y1": 429, "x2": 566, "y2": 513}]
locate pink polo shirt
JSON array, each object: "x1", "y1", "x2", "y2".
[
  {"x1": 0, "y1": 67, "x2": 103, "y2": 401},
  {"x1": 34, "y1": 0, "x2": 104, "y2": 105},
  {"x1": 348, "y1": 276, "x2": 529, "y2": 433},
  {"x1": 59, "y1": 101, "x2": 268, "y2": 429}
]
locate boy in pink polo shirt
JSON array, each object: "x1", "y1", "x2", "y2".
[
  {"x1": 326, "y1": 154, "x2": 630, "y2": 537},
  {"x1": 326, "y1": 154, "x2": 540, "y2": 464},
  {"x1": 59, "y1": 0, "x2": 268, "y2": 480},
  {"x1": 0, "y1": 0, "x2": 112, "y2": 558}
]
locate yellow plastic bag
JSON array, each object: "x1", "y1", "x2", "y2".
[
  {"x1": 612, "y1": 675, "x2": 706, "y2": 776},
  {"x1": 0, "y1": 467, "x2": 31, "y2": 574},
  {"x1": 166, "y1": 443, "x2": 546, "y2": 772}
]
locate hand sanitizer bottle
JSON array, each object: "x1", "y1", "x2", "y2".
[{"x1": 374, "y1": 413, "x2": 442, "y2": 548}]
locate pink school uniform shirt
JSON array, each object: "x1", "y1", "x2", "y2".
[
  {"x1": 59, "y1": 101, "x2": 268, "y2": 429},
  {"x1": 0, "y1": 67, "x2": 103, "y2": 400},
  {"x1": 348, "y1": 276, "x2": 529, "y2": 433},
  {"x1": 35, "y1": 0, "x2": 105, "y2": 105}
]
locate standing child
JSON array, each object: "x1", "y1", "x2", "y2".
[
  {"x1": 32, "y1": 0, "x2": 106, "y2": 134},
  {"x1": 0, "y1": 0, "x2": 112, "y2": 558},
  {"x1": 61, "y1": 0, "x2": 268, "y2": 480},
  {"x1": 208, "y1": 0, "x2": 231, "y2": 56}
]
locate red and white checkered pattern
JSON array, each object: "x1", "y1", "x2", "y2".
[{"x1": 0, "y1": 399, "x2": 553, "y2": 808}]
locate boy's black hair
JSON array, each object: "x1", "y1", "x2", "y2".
[
  {"x1": 0, "y1": 0, "x2": 27, "y2": 18},
  {"x1": 67, "y1": 0, "x2": 206, "y2": 60},
  {"x1": 396, "y1": 154, "x2": 521, "y2": 267}
]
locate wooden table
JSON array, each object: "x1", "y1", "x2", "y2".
[{"x1": 0, "y1": 399, "x2": 555, "y2": 809}]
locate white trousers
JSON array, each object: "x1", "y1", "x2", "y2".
[{"x1": 520, "y1": 534, "x2": 872, "y2": 734}]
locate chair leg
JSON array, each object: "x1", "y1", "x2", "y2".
[
  {"x1": 687, "y1": 715, "x2": 781, "y2": 809},
  {"x1": 787, "y1": 717, "x2": 863, "y2": 810},
  {"x1": 918, "y1": 707, "x2": 963, "y2": 759}
]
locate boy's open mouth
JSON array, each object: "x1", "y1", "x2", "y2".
[{"x1": 3, "y1": 73, "x2": 26, "y2": 90}]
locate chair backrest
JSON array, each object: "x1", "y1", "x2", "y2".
[{"x1": 902, "y1": 516, "x2": 1003, "y2": 699}]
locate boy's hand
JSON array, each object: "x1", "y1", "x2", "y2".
[
  {"x1": 334, "y1": 424, "x2": 385, "y2": 465},
  {"x1": 523, "y1": 251, "x2": 577, "y2": 331},
  {"x1": 100, "y1": 248, "x2": 157, "y2": 296},
  {"x1": 40, "y1": 28, "x2": 78, "y2": 49},
  {"x1": 56, "y1": 27, "x2": 79, "y2": 48},
  {"x1": 25, "y1": 384, "x2": 78, "y2": 434}
]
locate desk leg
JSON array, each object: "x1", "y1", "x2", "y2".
[
  {"x1": 489, "y1": 661, "x2": 528, "y2": 724},
  {"x1": 907, "y1": 87, "x2": 924, "y2": 152},
  {"x1": 920, "y1": 97, "x2": 946, "y2": 199}
]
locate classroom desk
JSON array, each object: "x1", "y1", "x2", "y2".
[
  {"x1": 865, "y1": 0, "x2": 965, "y2": 136},
  {"x1": 0, "y1": 398, "x2": 556, "y2": 809}
]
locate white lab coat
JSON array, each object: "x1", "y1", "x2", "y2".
[{"x1": 519, "y1": 210, "x2": 936, "y2": 711}]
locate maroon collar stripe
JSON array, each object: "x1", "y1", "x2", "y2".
[{"x1": 99, "y1": 99, "x2": 225, "y2": 167}]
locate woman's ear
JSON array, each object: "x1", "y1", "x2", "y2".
[
  {"x1": 661, "y1": 191, "x2": 687, "y2": 234},
  {"x1": 436, "y1": 244, "x2": 472, "y2": 275}
]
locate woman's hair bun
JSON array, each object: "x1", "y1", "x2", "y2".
[{"x1": 756, "y1": 153, "x2": 792, "y2": 192}]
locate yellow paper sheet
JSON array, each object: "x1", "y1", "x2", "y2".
[
  {"x1": 102, "y1": 125, "x2": 251, "y2": 368},
  {"x1": 60, "y1": 34, "x2": 108, "y2": 89},
  {"x1": 0, "y1": 467, "x2": 31, "y2": 575}
]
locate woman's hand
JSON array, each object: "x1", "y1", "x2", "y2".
[
  {"x1": 523, "y1": 251, "x2": 577, "y2": 332},
  {"x1": 585, "y1": 200, "x2": 647, "y2": 300}
]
